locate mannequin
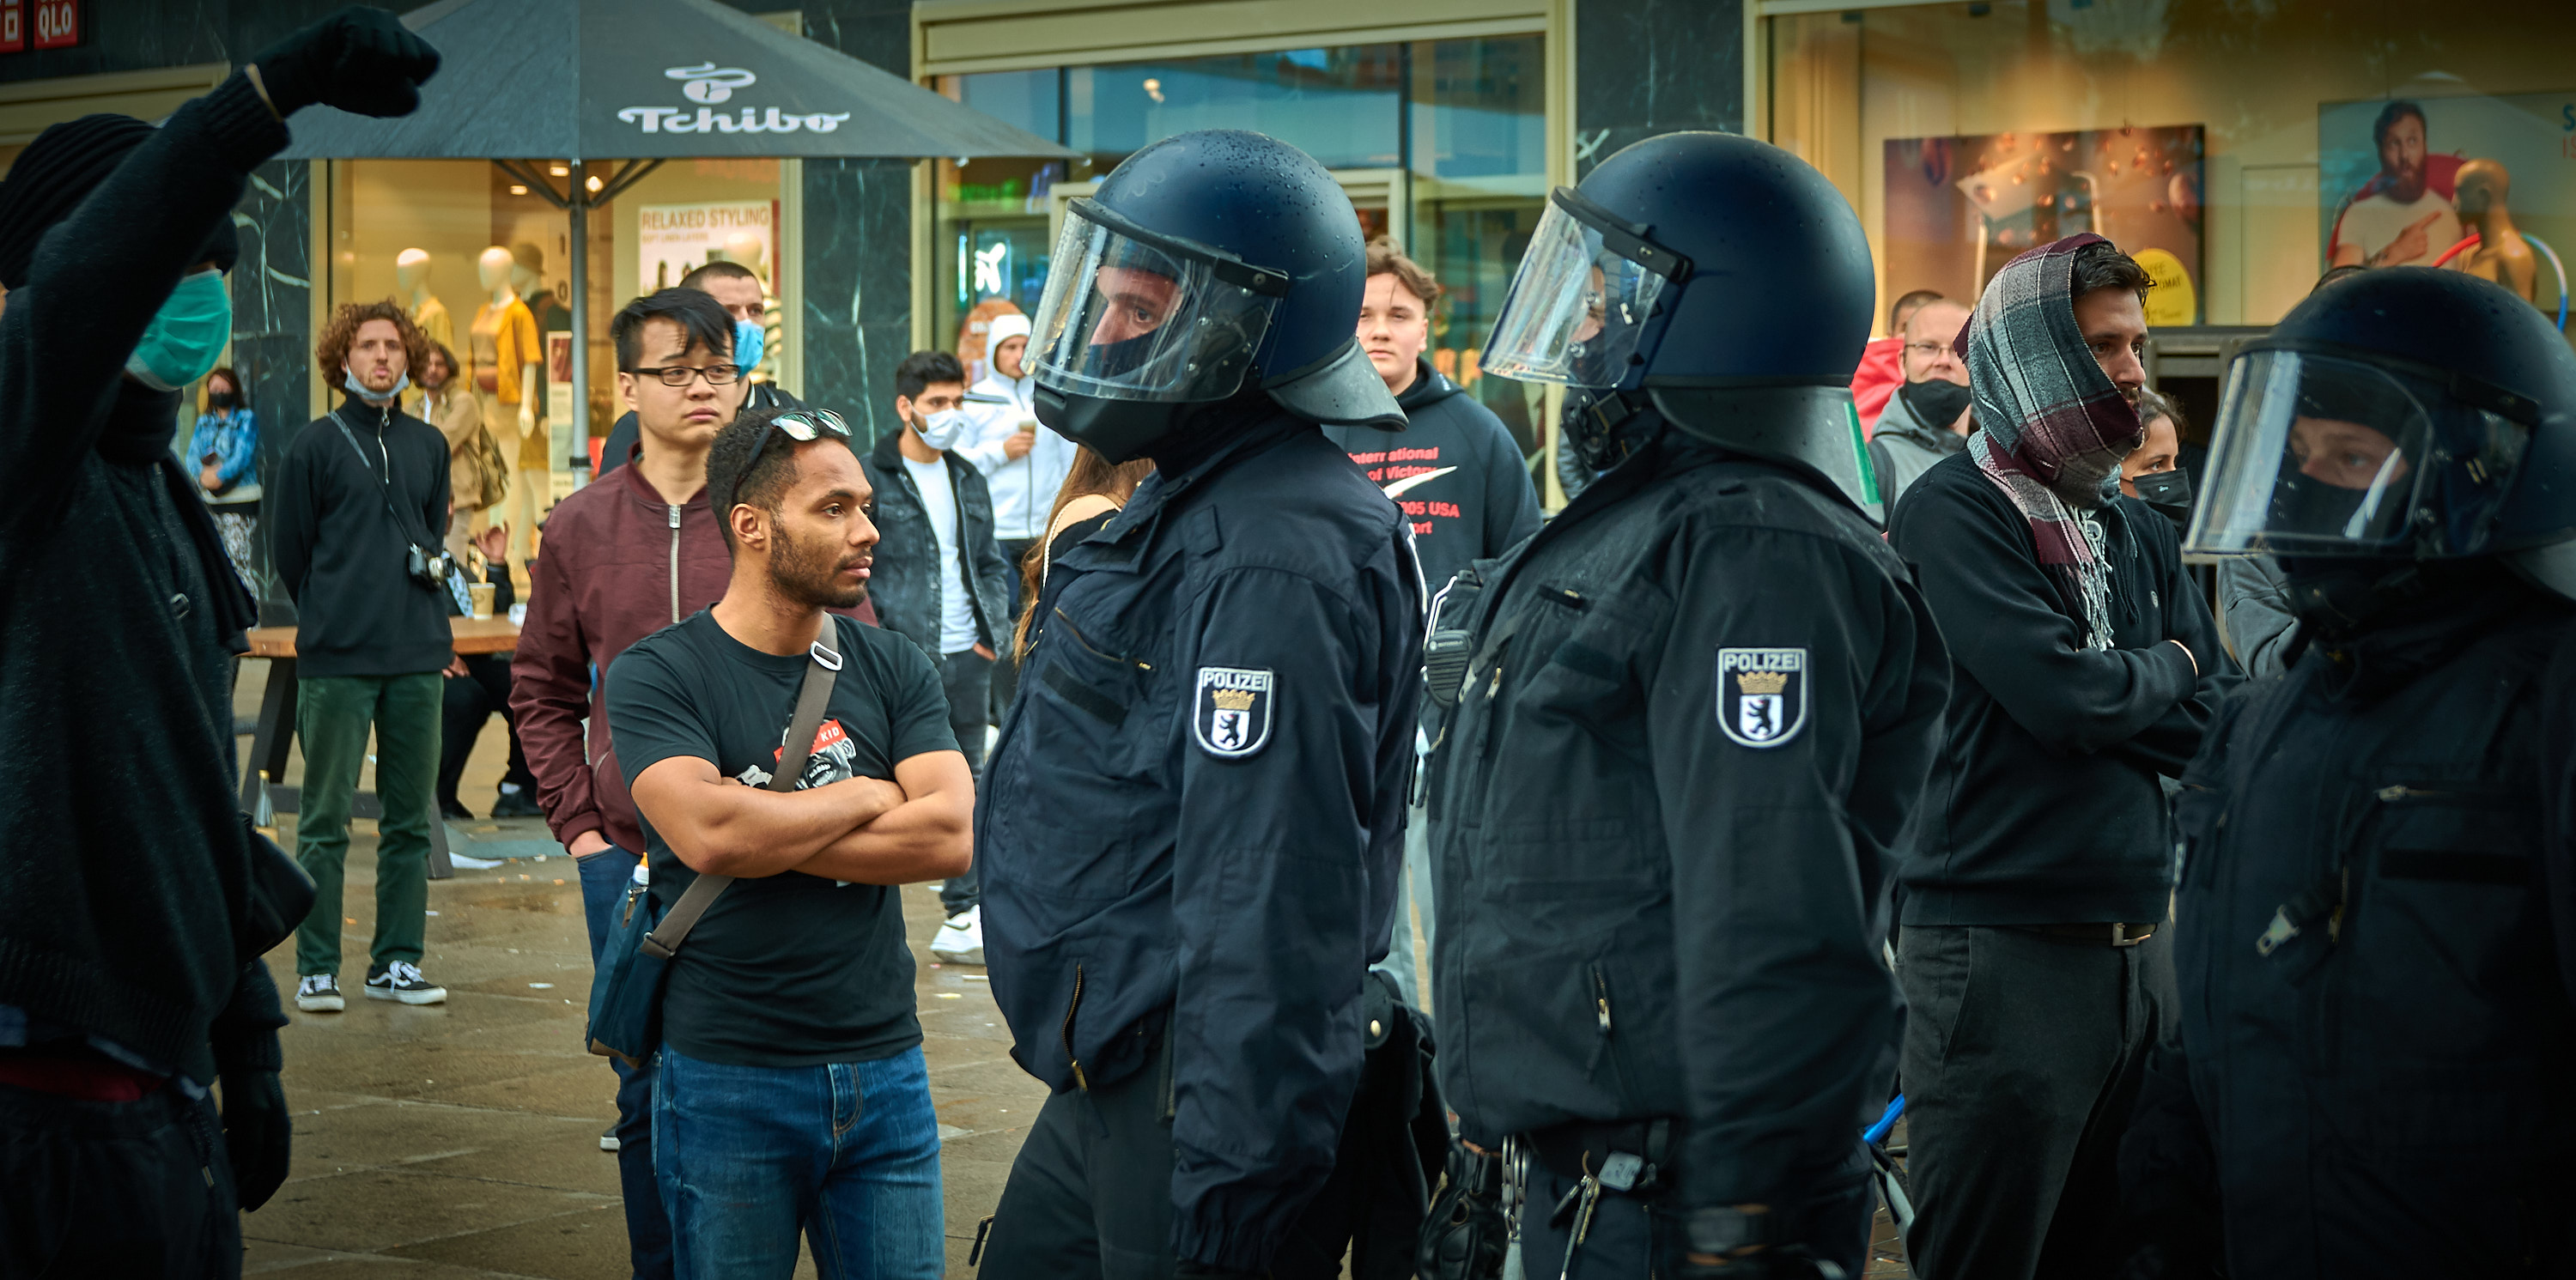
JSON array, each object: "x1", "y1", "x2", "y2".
[
  {"x1": 394, "y1": 247, "x2": 453, "y2": 352},
  {"x1": 473, "y1": 245, "x2": 543, "y2": 573},
  {"x1": 2453, "y1": 158, "x2": 2539, "y2": 304}
]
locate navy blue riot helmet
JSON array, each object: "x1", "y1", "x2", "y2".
[
  {"x1": 1485, "y1": 130, "x2": 1880, "y2": 513},
  {"x1": 2185, "y1": 267, "x2": 2576, "y2": 598},
  {"x1": 1026, "y1": 130, "x2": 1403, "y2": 462}
]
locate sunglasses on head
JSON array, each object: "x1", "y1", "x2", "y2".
[{"x1": 756, "y1": 409, "x2": 852, "y2": 454}]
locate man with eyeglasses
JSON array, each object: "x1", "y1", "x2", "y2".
[
  {"x1": 510, "y1": 287, "x2": 867, "y2": 1280},
  {"x1": 593, "y1": 264, "x2": 803, "y2": 480},
  {"x1": 1867, "y1": 296, "x2": 1976, "y2": 507}
]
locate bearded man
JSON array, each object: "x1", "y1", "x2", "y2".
[{"x1": 1883, "y1": 233, "x2": 2239, "y2": 1280}]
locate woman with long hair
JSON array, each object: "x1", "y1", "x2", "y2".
[
  {"x1": 188, "y1": 366, "x2": 260, "y2": 586},
  {"x1": 1012, "y1": 447, "x2": 1154, "y2": 661}
]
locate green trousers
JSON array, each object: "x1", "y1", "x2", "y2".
[{"x1": 294, "y1": 672, "x2": 443, "y2": 977}]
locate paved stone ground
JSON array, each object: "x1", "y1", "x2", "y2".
[{"x1": 231, "y1": 658, "x2": 1908, "y2": 1278}]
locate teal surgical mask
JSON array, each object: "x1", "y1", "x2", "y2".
[
  {"x1": 733, "y1": 318, "x2": 765, "y2": 376},
  {"x1": 125, "y1": 268, "x2": 231, "y2": 391}
]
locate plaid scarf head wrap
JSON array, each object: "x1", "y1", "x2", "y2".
[{"x1": 1958, "y1": 233, "x2": 2144, "y2": 649}]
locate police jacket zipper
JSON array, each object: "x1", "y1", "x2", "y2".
[
  {"x1": 1061, "y1": 963, "x2": 1089, "y2": 1089},
  {"x1": 667, "y1": 505, "x2": 683, "y2": 624},
  {"x1": 1051, "y1": 608, "x2": 1151, "y2": 671}
]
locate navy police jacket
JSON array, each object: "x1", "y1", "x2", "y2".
[
  {"x1": 2123, "y1": 584, "x2": 2576, "y2": 1275},
  {"x1": 1425, "y1": 433, "x2": 1949, "y2": 1218},
  {"x1": 978, "y1": 412, "x2": 1423, "y2": 1273}
]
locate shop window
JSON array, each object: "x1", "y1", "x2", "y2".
[
  {"x1": 1408, "y1": 34, "x2": 1547, "y2": 457},
  {"x1": 1767, "y1": 0, "x2": 2576, "y2": 336},
  {"x1": 933, "y1": 70, "x2": 1068, "y2": 378},
  {"x1": 1066, "y1": 46, "x2": 1403, "y2": 175}
]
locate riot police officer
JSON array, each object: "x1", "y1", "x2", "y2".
[
  {"x1": 1422, "y1": 131, "x2": 1951, "y2": 1277},
  {"x1": 2119, "y1": 268, "x2": 2576, "y2": 1275},
  {"x1": 973, "y1": 130, "x2": 1424, "y2": 1278}
]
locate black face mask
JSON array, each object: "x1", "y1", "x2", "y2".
[
  {"x1": 2270, "y1": 472, "x2": 2374, "y2": 543},
  {"x1": 206, "y1": 389, "x2": 242, "y2": 410},
  {"x1": 2131, "y1": 467, "x2": 2192, "y2": 530},
  {"x1": 1896, "y1": 378, "x2": 1972, "y2": 434}
]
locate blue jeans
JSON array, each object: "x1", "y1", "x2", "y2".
[
  {"x1": 578, "y1": 846, "x2": 674, "y2": 1280},
  {"x1": 654, "y1": 1045, "x2": 943, "y2": 1280}
]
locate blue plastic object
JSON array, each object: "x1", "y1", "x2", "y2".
[
  {"x1": 2522, "y1": 232, "x2": 2569, "y2": 332},
  {"x1": 1864, "y1": 1094, "x2": 1905, "y2": 1146}
]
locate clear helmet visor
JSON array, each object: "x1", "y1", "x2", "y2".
[
  {"x1": 2185, "y1": 349, "x2": 2531, "y2": 557},
  {"x1": 1027, "y1": 200, "x2": 1283, "y2": 403},
  {"x1": 1482, "y1": 197, "x2": 1673, "y2": 389}
]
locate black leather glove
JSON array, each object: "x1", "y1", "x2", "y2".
[
  {"x1": 249, "y1": 6, "x2": 440, "y2": 118},
  {"x1": 209, "y1": 961, "x2": 293, "y2": 1211},
  {"x1": 1418, "y1": 1139, "x2": 1510, "y2": 1280}
]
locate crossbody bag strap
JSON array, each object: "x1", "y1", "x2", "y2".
[
  {"x1": 331, "y1": 409, "x2": 435, "y2": 549},
  {"x1": 638, "y1": 628, "x2": 847, "y2": 960}
]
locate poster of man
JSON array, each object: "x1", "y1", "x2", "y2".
[
  {"x1": 1883, "y1": 124, "x2": 2205, "y2": 327},
  {"x1": 2319, "y1": 94, "x2": 2573, "y2": 318},
  {"x1": 2326, "y1": 102, "x2": 2464, "y2": 269}
]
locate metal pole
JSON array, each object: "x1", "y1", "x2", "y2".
[{"x1": 569, "y1": 159, "x2": 590, "y2": 483}]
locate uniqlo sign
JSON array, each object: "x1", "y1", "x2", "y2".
[
  {"x1": 0, "y1": 2, "x2": 23, "y2": 53},
  {"x1": 30, "y1": 0, "x2": 74, "y2": 50}
]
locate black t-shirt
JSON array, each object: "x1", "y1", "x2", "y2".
[{"x1": 606, "y1": 610, "x2": 957, "y2": 1067}]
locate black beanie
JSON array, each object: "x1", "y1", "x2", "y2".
[{"x1": 0, "y1": 112, "x2": 240, "y2": 289}]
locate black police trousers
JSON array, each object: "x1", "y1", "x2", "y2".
[
  {"x1": 0, "y1": 1079, "x2": 240, "y2": 1278},
  {"x1": 1516, "y1": 1160, "x2": 1874, "y2": 1279},
  {"x1": 978, "y1": 1025, "x2": 1378, "y2": 1280}
]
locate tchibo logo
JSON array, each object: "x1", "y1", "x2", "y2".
[{"x1": 619, "y1": 64, "x2": 852, "y2": 136}]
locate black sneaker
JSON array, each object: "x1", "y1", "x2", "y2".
[
  {"x1": 295, "y1": 974, "x2": 345, "y2": 1012},
  {"x1": 363, "y1": 961, "x2": 447, "y2": 1005},
  {"x1": 439, "y1": 797, "x2": 475, "y2": 822},
  {"x1": 490, "y1": 787, "x2": 542, "y2": 819}
]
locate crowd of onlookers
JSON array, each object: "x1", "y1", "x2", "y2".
[{"x1": 184, "y1": 231, "x2": 1522, "y2": 1277}]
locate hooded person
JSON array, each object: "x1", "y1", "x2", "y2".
[
  {"x1": 1881, "y1": 232, "x2": 2239, "y2": 1280},
  {"x1": 0, "y1": 10, "x2": 439, "y2": 1277}
]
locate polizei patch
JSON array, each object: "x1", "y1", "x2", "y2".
[
  {"x1": 1193, "y1": 667, "x2": 1275, "y2": 758},
  {"x1": 1716, "y1": 648, "x2": 1807, "y2": 749}
]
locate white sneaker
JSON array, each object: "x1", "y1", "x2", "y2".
[
  {"x1": 363, "y1": 961, "x2": 447, "y2": 1005},
  {"x1": 295, "y1": 974, "x2": 345, "y2": 1013},
  {"x1": 930, "y1": 905, "x2": 985, "y2": 966}
]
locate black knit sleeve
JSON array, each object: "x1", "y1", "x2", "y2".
[{"x1": 0, "y1": 75, "x2": 289, "y2": 544}]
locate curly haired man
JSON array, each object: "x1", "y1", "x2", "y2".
[{"x1": 270, "y1": 298, "x2": 455, "y2": 1012}]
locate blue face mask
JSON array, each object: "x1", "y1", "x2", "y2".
[
  {"x1": 345, "y1": 368, "x2": 412, "y2": 405},
  {"x1": 733, "y1": 318, "x2": 765, "y2": 377},
  {"x1": 125, "y1": 268, "x2": 232, "y2": 392}
]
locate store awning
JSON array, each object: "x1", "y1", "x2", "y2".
[{"x1": 277, "y1": 0, "x2": 1074, "y2": 161}]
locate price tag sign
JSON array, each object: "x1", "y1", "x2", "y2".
[{"x1": 31, "y1": 0, "x2": 74, "y2": 50}]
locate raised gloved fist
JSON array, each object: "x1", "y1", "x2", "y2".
[{"x1": 251, "y1": 5, "x2": 440, "y2": 119}]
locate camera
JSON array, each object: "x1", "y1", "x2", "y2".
[{"x1": 406, "y1": 543, "x2": 456, "y2": 591}]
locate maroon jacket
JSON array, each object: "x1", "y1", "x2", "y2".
[{"x1": 510, "y1": 456, "x2": 874, "y2": 853}]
